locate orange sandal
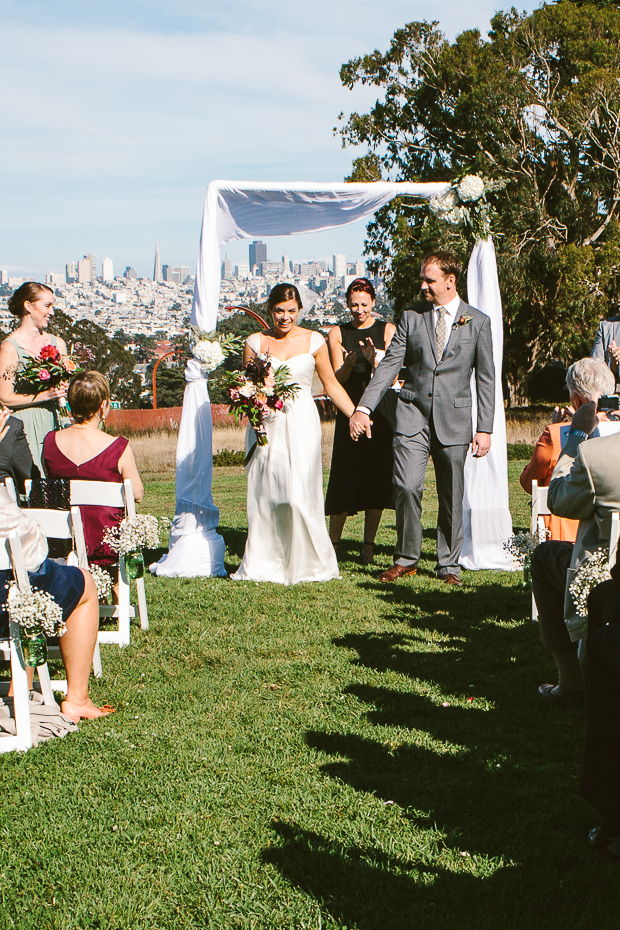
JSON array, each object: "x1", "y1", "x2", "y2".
[{"x1": 61, "y1": 701, "x2": 116, "y2": 722}]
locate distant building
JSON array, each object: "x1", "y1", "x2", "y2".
[
  {"x1": 178, "y1": 265, "x2": 190, "y2": 282},
  {"x1": 333, "y1": 253, "x2": 346, "y2": 279},
  {"x1": 235, "y1": 263, "x2": 250, "y2": 278},
  {"x1": 249, "y1": 240, "x2": 267, "y2": 273},
  {"x1": 124, "y1": 267, "x2": 137, "y2": 280},
  {"x1": 282, "y1": 254, "x2": 290, "y2": 275},
  {"x1": 163, "y1": 265, "x2": 181, "y2": 284},
  {"x1": 0, "y1": 270, "x2": 8, "y2": 285},
  {"x1": 102, "y1": 257, "x2": 114, "y2": 282},
  {"x1": 221, "y1": 257, "x2": 233, "y2": 280},
  {"x1": 153, "y1": 241, "x2": 163, "y2": 282},
  {"x1": 7, "y1": 277, "x2": 25, "y2": 288},
  {"x1": 260, "y1": 261, "x2": 284, "y2": 276},
  {"x1": 78, "y1": 254, "x2": 96, "y2": 284},
  {"x1": 66, "y1": 261, "x2": 77, "y2": 284},
  {"x1": 45, "y1": 272, "x2": 65, "y2": 287},
  {"x1": 354, "y1": 259, "x2": 365, "y2": 277}
]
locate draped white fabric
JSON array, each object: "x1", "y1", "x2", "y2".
[
  {"x1": 460, "y1": 238, "x2": 515, "y2": 570},
  {"x1": 155, "y1": 180, "x2": 513, "y2": 577}
]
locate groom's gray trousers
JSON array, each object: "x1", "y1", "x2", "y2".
[{"x1": 393, "y1": 423, "x2": 468, "y2": 577}]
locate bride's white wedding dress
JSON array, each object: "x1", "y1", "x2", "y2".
[{"x1": 231, "y1": 331, "x2": 339, "y2": 585}]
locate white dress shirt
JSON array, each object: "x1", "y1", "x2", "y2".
[{"x1": 355, "y1": 293, "x2": 462, "y2": 416}]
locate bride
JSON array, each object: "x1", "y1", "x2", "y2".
[{"x1": 232, "y1": 283, "x2": 357, "y2": 584}]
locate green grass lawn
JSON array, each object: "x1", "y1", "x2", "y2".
[{"x1": 1, "y1": 463, "x2": 618, "y2": 929}]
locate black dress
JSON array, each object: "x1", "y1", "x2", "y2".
[{"x1": 325, "y1": 320, "x2": 394, "y2": 516}]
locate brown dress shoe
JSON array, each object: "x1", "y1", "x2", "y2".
[
  {"x1": 441, "y1": 573, "x2": 462, "y2": 586},
  {"x1": 378, "y1": 564, "x2": 417, "y2": 583}
]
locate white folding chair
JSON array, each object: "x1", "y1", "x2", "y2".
[
  {"x1": 69, "y1": 479, "x2": 148, "y2": 648},
  {"x1": 530, "y1": 480, "x2": 550, "y2": 622},
  {"x1": 0, "y1": 533, "x2": 58, "y2": 752},
  {"x1": 25, "y1": 505, "x2": 102, "y2": 681},
  {"x1": 3, "y1": 477, "x2": 17, "y2": 503}
]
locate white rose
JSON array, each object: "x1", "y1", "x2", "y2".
[
  {"x1": 457, "y1": 175, "x2": 485, "y2": 202},
  {"x1": 239, "y1": 383, "x2": 257, "y2": 398},
  {"x1": 445, "y1": 207, "x2": 465, "y2": 226}
]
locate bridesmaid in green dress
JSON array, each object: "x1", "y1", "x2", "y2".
[{"x1": 0, "y1": 282, "x2": 68, "y2": 473}]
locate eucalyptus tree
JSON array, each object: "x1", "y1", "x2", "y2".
[{"x1": 339, "y1": 2, "x2": 620, "y2": 401}]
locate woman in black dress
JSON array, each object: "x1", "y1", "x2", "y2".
[{"x1": 325, "y1": 278, "x2": 396, "y2": 564}]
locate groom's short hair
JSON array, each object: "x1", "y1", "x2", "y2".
[{"x1": 421, "y1": 251, "x2": 462, "y2": 282}]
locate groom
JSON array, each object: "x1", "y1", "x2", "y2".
[{"x1": 349, "y1": 251, "x2": 495, "y2": 584}]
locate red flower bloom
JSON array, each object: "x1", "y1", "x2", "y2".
[{"x1": 39, "y1": 344, "x2": 60, "y2": 362}]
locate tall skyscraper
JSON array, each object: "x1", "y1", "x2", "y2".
[
  {"x1": 221, "y1": 257, "x2": 233, "y2": 280},
  {"x1": 154, "y1": 241, "x2": 163, "y2": 282},
  {"x1": 178, "y1": 265, "x2": 190, "y2": 282},
  {"x1": 282, "y1": 254, "x2": 290, "y2": 275},
  {"x1": 354, "y1": 259, "x2": 365, "y2": 277},
  {"x1": 102, "y1": 257, "x2": 114, "y2": 282},
  {"x1": 78, "y1": 254, "x2": 95, "y2": 284},
  {"x1": 333, "y1": 254, "x2": 346, "y2": 279},
  {"x1": 124, "y1": 266, "x2": 137, "y2": 280},
  {"x1": 249, "y1": 240, "x2": 267, "y2": 272},
  {"x1": 65, "y1": 261, "x2": 77, "y2": 284}
]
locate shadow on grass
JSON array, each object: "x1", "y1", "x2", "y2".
[
  {"x1": 264, "y1": 581, "x2": 620, "y2": 928},
  {"x1": 218, "y1": 525, "x2": 247, "y2": 559}
]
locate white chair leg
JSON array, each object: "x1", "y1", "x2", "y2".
[
  {"x1": 92, "y1": 640, "x2": 102, "y2": 678},
  {"x1": 9, "y1": 620, "x2": 33, "y2": 751},
  {"x1": 136, "y1": 576, "x2": 149, "y2": 631},
  {"x1": 36, "y1": 662, "x2": 58, "y2": 705},
  {"x1": 532, "y1": 592, "x2": 538, "y2": 622},
  {"x1": 117, "y1": 557, "x2": 131, "y2": 647}
]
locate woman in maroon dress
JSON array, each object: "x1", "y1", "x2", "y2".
[{"x1": 43, "y1": 372, "x2": 143, "y2": 574}]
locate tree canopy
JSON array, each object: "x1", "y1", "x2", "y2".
[{"x1": 339, "y1": 1, "x2": 620, "y2": 401}]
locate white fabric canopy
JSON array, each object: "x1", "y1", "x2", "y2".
[{"x1": 155, "y1": 180, "x2": 514, "y2": 576}]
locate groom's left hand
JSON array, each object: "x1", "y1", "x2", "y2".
[{"x1": 471, "y1": 432, "x2": 491, "y2": 457}]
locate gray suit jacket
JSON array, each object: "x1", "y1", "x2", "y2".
[
  {"x1": 548, "y1": 431, "x2": 620, "y2": 640},
  {"x1": 591, "y1": 314, "x2": 620, "y2": 374},
  {"x1": 359, "y1": 300, "x2": 495, "y2": 445},
  {"x1": 0, "y1": 416, "x2": 36, "y2": 495}
]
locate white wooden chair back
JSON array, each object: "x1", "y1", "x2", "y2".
[
  {"x1": 68, "y1": 478, "x2": 148, "y2": 647},
  {"x1": 3, "y1": 477, "x2": 17, "y2": 503},
  {"x1": 609, "y1": 512, "x2": 620, "y2": 571},
  {"x1": 0, "y1": 533, "x2": 59, "y2": 752},
  {"x1": 530, "y1": 480, "x2": 550, "y2": 622},
  {"x1": 25, "y1": 506, "x2": 101, "y2": 681}
]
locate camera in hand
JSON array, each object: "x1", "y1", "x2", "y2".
[{"x1": 597, "y1": 394, "x2": 620, "y2": 412}]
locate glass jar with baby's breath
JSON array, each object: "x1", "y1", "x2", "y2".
[
  {"x1": 19, "y1": 626, "x2": 47, "y2": 667},
  {"x1": 125, "y1": 551, "x2": 145, "y2": 580}
]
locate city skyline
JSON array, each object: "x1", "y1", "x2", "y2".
[{"x1": 0, "y1": 1, "x2": 539, "y2": 279}]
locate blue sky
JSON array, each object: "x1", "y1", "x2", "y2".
[{"x1": 0, "y1": 0, "x2": 539, "y2": 279}]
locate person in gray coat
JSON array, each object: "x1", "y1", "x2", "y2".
[
  {"x1": 591, "y1": 313, "x2": 620, "y2": 388},
  {"x1": 349, "y1": 251, "x2": 495, "y2": 584}
]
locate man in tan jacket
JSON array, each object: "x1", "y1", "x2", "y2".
[{"x1": 531, "y1": 401, "x2": 620, "y2": 707}]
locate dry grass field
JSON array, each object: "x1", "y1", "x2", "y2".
[
  {"x1": 132, "y1": 421, "x2": 337, "y2": 478},
  {"x1": 131, "y1": 411, "x2": 543, "y2": 480}
]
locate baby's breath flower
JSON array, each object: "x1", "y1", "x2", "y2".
[
  {"x1": 8, "y1": 586, "x2": 66, "y2": 637},
  {"x1": 569, "y1": 548, "x2": 611, "y2": 618}
]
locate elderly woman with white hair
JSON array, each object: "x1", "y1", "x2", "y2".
[{"x1": 520, "y1": 358, "x2": 617, "y2": 541}]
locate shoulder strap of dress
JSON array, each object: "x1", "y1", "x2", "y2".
[
  {"x1": 310, "y1": 331, "x2": 325, "y2": 354},
  {"x1": 246, "y1": 332, "x2": 261, "y2": 354},
  {"x1": 5, "y1": 337, "x2": 22, "y2": 352}
]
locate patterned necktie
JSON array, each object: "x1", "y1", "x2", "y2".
[{"x1": 435, "y1": 307, "x2": 447, "y2": 358}]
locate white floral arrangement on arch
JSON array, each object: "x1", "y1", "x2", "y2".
[
  {"x1": 429, "y1": 174, "x2": 506, "y2": 240},
  {"x1": 8, "y1": 586, "x2": 67, "y2": 637},
  {"x1": 189, "y1": 326, "x2": 244, "y2": 372},
  {"x1": 569, "y1": 548, "x2": 611, "y2": 618},
  {"x1": 103, "y1": 514, "x2": 170, "y2": 556}
]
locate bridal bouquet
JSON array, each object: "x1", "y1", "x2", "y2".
[
  {"x1": 6, "y1": 342, "x2": 94, "y2": 404},
  {"x1": 223, "y1": 352, "x2": 299, "y2": 460},
  {"x1": 569, "y1": 548, "x2": 611, "y2": 618},
  {"x1": 190, "y1": 326, "x2": 244, "y2": 372},
  {"x1": 429, "y1": 174, "x2": 506, "y2": 240}
]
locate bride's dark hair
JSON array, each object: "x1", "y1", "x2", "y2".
[{"x1": 267, "y1": 283, "x2": 303, "y2": 313}]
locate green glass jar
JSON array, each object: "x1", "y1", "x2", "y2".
[
  {"x1": 19, "y1": 627, "x2": 48, "y2": 668},
  {"x1": 126, "y1": 550, "x2": 145, "y2": 580},
  {"x1": 522, "y1": 556, "x2": 532, "y2": 590}
]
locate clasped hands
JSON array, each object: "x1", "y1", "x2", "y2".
[{"x1": 349, "y1": 410, "x2": 372, "y2": 441}]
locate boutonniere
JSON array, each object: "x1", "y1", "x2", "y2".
[{"x1": 453, "y1": 314, "x2": 472, "y2": 329}]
